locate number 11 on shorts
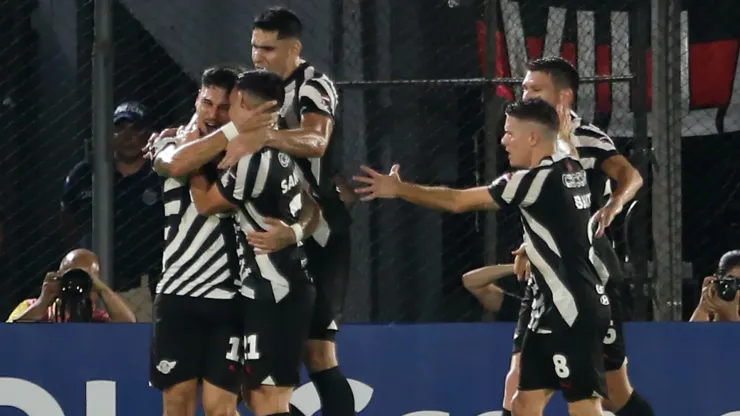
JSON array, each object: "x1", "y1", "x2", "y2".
[{"x1": 244, "y1": 334, "x2": 261, "y2": 361}]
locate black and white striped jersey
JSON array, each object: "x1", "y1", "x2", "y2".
[
  {"x1": 278, "y1": 61, "x2": 349, "y2": 246},
  {"x1": 156, "y1": 161, "x2": 240, "y2": 300},
  {"x1": 561, "y1": 111, "x2": 619, "y2": 213},
  {"x1": 217, "y1": 148, "x2": 311, "y2": 302},
  {"x1": 557, "y1": 111, "x2": 624, "y2": 283},
  {"x1": 488, "y1": 153, "x2": 609, "y2": 331}
]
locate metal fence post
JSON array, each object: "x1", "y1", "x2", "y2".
[
  {"x1": 92, "y1": 0, "x2": 114, "y2": 287},
  {"x1": 483, "y1": 0, "x2": 506, "y2": 265},
  {"x1": 651, "y1": 0, "x2": 683, "y2": 321}
]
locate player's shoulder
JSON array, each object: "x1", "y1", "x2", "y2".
[{"x1": 571, "y1": 120, "x2": 615, "y2": 148}]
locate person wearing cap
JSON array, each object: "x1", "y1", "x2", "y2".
[{"x1": 61, "y1": 101, "x2": 163, "y2": 322}]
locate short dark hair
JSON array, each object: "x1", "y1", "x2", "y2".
[
  {"x1": 201, "y1": 66, "x2": 239, "y2": 92},
  {"x1": 253, "y1": 7, "x2": 302, "y2": 39},
  {"x1": 527, "y1": 57, "x2": 580, "y2": 91},
  {"x1": 718, "y1": 250, "x2": 740, "y2": 274},
  {"x1": 505, "y1": 98, "x2": 560, "y2": 134},
  {"x1": 236, "y1": 70, "x2": 286, "y2": 108}
]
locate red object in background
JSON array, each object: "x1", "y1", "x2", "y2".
[{"x1": 476, "y1": 21, "x2": 738, "y2": 112}]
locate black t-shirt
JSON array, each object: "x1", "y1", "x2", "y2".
[
  {"x1": 62, "y1": 161, "x2": 164, "y2": 291},
  {"x1": 487, "y1": 153, "x2": 610, "y2": 331}
]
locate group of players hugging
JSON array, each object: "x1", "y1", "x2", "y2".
[{"x1": 144, "y1": 5, "x2": 655, "y2": 416}]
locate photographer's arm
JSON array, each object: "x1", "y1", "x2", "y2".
[
  {"x1": 97, "y1": 286, "x2": 137, "y2": 323},
  {"x1": 9, "y1": 298, "x2": 54, "y2": 322}
]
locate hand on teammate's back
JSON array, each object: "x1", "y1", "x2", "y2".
[
  {"x1": 512, "y1": 244, "x2": 531, "y2": 281},
  {"x1": 353, "y1": 164, "x2": 402, "y2": 201},
  {"x1": 246, "y1": 217, "x2": 297, "y2": 254},
  {"x1": 591, "y1": 200, "x2": 623, "y2": 238}
]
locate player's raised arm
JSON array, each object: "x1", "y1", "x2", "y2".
[{"x1": 353, "y1": 164, "x2": 500, "y2": 213}]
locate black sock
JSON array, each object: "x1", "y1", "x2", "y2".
[
  {"x1": 502, "y1": 410, "x2": 512, "y2": 416},
  {"x1": 616, "y1": 390, "x2": 655, "y2": 416},
  {"x1": 310, "y1": 366, "x2": 355, "y2": 416}
]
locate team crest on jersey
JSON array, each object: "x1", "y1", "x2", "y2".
[
  {"x1": 141, "y1": 188, "x2": 159, "y2": 205},
  {"x1": 278, "y1": 152, "x2": 291, "y2": 167},
  {"x1": 156, "y1": 360, "x2": 177, "y2": 374}
]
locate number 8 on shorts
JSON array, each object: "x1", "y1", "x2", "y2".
[{"x1": 552, "y1": 354, "x2": 571, "y2": 378}]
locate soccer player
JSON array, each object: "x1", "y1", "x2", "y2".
[
  {"x1": 188, "y1": 69, "x2": 320, "y2": 416},
  {"x1": 505, "y1": 57, "x2": 654, "y2": 416},
  {"x1": 218, "y1": 7, "x2": 354, "y2": 416},
  {"x1": 147, "y1": 66, "x2": 246, "y2": 416},
  {"x1": 355, "y1": 98, "x2": 611, "y2": 416}
]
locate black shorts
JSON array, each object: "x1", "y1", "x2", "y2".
[
  {"x1": 512, "y1": 281, "x2": 534, "y2": 354},
  {"x1": 150, "y1": 295, "x2": 243, "y2": 394},
  {"x1": 513, "y1": 279, "x2": 626, "y2": 373},
  {"x1": 241, "y1": 283, "x2": 315, "y2": 389},
  {"x1": 304, "y1": 232, "x2": 350, "y2": 341},
  {"x1": 603, "y1": 280, "x2": 627, "y2": 371},
  {"x1": 518, "y1": 320, "x2": 609, "y2": 403}
]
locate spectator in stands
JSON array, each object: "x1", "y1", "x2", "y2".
[
  {"x1": 61, "y1": 101, "x2": 163, "y2": 322},
  {"x1": 6, "y1": 248, "x2": 136, "y2": 323},
  {"x1": 690, "y1": 250, "x2": 740, "y2": 322}
]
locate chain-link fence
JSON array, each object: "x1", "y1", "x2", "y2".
[{"x1": 0, "y1": 0, "x2": 738, "y2": 324}]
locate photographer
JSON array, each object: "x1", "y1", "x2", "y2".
[
  {"x1": 690, "y1": 250, "x2": 740, "y2": 322},
  {"x1": 6, "y1": 249, "x2": 136, "y2": 323}
]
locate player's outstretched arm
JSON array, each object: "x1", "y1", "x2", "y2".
[
  {"x1": 189, "y1": 172, "x2": 236, "y2": 216},
  {"x1": 462, "y1": 264, "x2": 515, "y2": 311},
  {"x1": 353, "y1": 164, "x2": 500, "y2": 213}
]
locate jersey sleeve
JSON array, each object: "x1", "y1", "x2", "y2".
[
  {"x1": 487, "y1": 169, "x2": 551, "y2": 209},
  {"x1": 298, "y1": 78, "x2": 338, "y2": 119},
  {"x1": 217, "y1": 152, "x2": 266, "y2": 203},
  {"x1": 61, "y1": 162, "x2": 91, "y2": 214},
  {"x1": 572, "y1": 125, "x2": 619, "y2": 170}
]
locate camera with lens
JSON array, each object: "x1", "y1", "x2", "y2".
[
  {"x1": 59, "y1": 268, "x2": 93, "y2": 301},
  {"x1": 714, "y1": 274, "x2": 740, "y2": 302}
]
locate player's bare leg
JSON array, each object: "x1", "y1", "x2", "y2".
[
  {"x1": 502, "y1": 353, "x2": 521, "y2": 413},
  {"x1": 244, "y1": 385, "x2": 293, "y2": 416},
  {"x1": 567, "y1": 397, "x2": 604, "y2": 416},
  {"x1": 201, "y1": 380, "x2": 239, "y2": 416},
  {"x1": 304, "y1": 339, "x2": 355, "y2": 416},
  {"x1": 511, "y1": 389, "x2": 553, "y2": 416},
  {"x1": 162, "y1": 380, "x2": 198, "y2": 416}
]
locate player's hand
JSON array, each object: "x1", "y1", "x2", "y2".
[
  {"x1": 176, "y1": 117, "x2": 201, "y2": 144},
  {"x1": 556, "y1": 103, "x2": 574, "y2": 147},
  {"x1": 228, "y1": 93, "x2": 278, "y2": 133},
  {"x1": 352, "y1": 164, "x2": 402, "y2": 201},
  {"x1": 247, "y1": 217, "x2": 297, "y2": 254},
  {"x1": 512, "y1": 244, "x2": 531, "y2": 281},
  {"x1": 591, "y1": 200, "x2": 623, "y2": 238},
  {"x1": 143, "y1": 127, "x2": 179, "y2": 159},
  {"x1": 39, "y1": 272, "x2": 61, "y2": 304},
  {"x1": 218, "y1": 129, "x2": 270, "y2": 169}
]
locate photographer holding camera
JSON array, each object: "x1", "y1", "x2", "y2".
[
  {"x1": 6, "y1": 249, "x2": 136, "y2": 323},
  {"x1": 690, "y1": 250, "x2": 740, "y2": 322}
]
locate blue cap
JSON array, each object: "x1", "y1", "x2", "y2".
[{"x1": 113, "y1": 101, "x2": 149, "y2": 125}]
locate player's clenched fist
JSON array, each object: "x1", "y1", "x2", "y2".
[{"x1": 353, "y1": 164, "x2": 402, "y2": 201}]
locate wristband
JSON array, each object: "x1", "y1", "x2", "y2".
[
  {"x1": 222, "y1": 121, "x2": 240, "y2": 141},
  {"x1": 289, "y1": 223, "x2": 304, "y2": 242}
]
